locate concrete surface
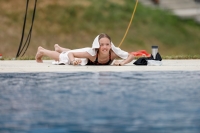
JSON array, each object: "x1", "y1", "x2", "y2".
[
  {"x1": 0, "y1": 60, "x2": 200, "y2": 73},
  {"x1": 139, "y1": 0, "x2": 200, "y2": 23}
]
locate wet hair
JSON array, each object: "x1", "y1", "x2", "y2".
[{"x1": 98, "y1": 33, "x2": 111, "y2": 43}]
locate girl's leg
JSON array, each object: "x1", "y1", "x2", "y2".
[
  {"x1": 54, "y1": 44, "x2": 71, "y2": 53},
  {"x1": 35, "y1": 46, "x2": 60, "y2": 63}
]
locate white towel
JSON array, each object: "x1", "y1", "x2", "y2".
[
  {"x1": 88, "y1": 35, "x2": 129, "y2": 59},
  {"x1": 147, "y1": 60, "x2": 162, "y2": 66}
]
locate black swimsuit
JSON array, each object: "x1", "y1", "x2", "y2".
[{"x1": 86, "y1": 51, "x2": 112, "y2": 65}]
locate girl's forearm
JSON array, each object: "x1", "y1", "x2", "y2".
[
  {"x1": 120, "y1": 54, "x2": 134, "y2": 65},
  {"x1": 68, "y1": 52, "x2": 75, "y2": 64}
]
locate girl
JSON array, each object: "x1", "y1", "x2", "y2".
[{"x1": 35, "y1": 33, "x2": 134, "y2": 66}]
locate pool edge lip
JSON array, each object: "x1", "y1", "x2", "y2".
[{"x1": 1, "y1": 60, "x2": 200, "y2": 73}]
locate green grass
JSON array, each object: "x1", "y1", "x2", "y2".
[{"x1": 0, "y1": 0, "x2": 200, "y2": 59}]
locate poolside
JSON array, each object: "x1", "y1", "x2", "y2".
[{"x1": 0, "y1": 59, "x2": 200, "y2": 72}]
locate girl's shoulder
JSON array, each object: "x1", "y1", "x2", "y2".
[{"x1": 110, "y1": 50, "x2": 118, "y2": 59}]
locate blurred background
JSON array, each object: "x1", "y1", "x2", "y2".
[{"x1": 0, "y1": 0, "x2": 200, "y2": 58}]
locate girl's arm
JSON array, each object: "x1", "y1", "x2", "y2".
[
  {"x1": 113, "y1": 54, "x2": 134, "y2": 66},
  {"x1": 68, "y1": 51, "x2": 92, "y2": 65}
]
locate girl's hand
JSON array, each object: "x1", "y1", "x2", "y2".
[
  {"x1": 71, "y1": 59, "x2": 82, "y2": 65},
  {"x1": 113, "y1": 60, "x2": 124, "y2": 66}
]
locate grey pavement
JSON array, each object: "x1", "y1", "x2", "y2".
[
  {"x1": 139, "y1": 0, "x2": 200, "y2": 23},
  {"x1": 0, "y1": 60, "x2": 200, "y2": 73}
]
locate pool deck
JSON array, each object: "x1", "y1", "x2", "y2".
[{"x1": 0, "y1": 60, "x2": 200, "y2": 73}]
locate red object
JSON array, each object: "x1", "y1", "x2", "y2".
[{"x1": 130, "y1": 50, "x2": 151, "y2": 57}]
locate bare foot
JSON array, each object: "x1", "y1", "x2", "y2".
[
  {"x1": 35, "y1": 46, "x2": 44, "y2": 63},
  {"x1": 54, "y1": 44, "x2": 62, "y2": 53},
  {"x1": 54, "y1": 44, "x2": 71, "y2": 53}
]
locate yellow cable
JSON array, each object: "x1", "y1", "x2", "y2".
[{"x1": 118, "y1": 0, "x2": 138, "y2": 48}]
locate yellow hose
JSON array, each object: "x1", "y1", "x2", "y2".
[{"x1": 118, "y1": 0, "x2": 138, "y2": 48}]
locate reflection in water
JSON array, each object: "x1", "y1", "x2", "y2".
[
  {"x1": 0, "y1": 71, "x2": 200, "y2": 133},
  {"x1": 97, "y1": 71, "x2": 112, "y2": 85}
]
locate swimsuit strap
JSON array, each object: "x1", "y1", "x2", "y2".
[{"x1": 94, "y1": 50, "x2": 99, "y2": 63}]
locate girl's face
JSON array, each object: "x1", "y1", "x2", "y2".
[{"x1": 99, "y1": 37, "x2": 111, "y2": 54}]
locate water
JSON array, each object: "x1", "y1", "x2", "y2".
[{"x1": 0, "y1": 71, "x2": 200, "y2": 133}]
